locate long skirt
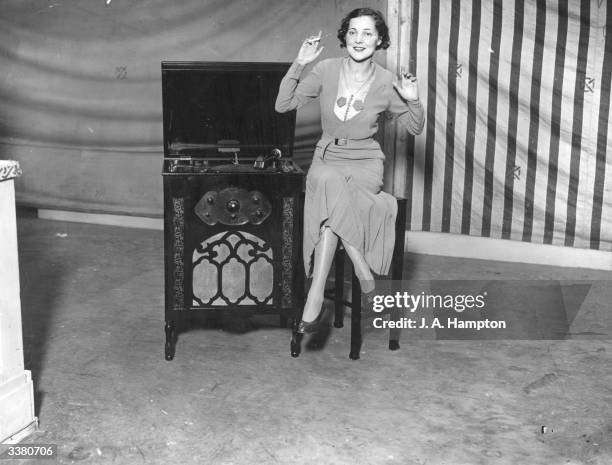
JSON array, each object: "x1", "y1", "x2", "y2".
[{"x1": 303, "y1": 140, "x2": 398, "y2": 277}]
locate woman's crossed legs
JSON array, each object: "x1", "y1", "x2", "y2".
[{"x1": 301, "y1": 226, "x2": 375, "y2": 325}]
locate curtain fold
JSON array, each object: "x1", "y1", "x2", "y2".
[{"x1": 0, "y1": 0, "x2": 384, "y2": 216}]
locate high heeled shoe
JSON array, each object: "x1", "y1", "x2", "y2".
[
  {"x1": 362, "y1": 288, "x2": 377, "y2": 315},
  {"x1": 291, "y1": 316, "x2": 319, "y2": 357},
  {"x1": 297, "y1": 318, "x2": 320, "y2": 334},
  {"x1": 291, "y1": 312, "x2": 323, "y2": 357}
]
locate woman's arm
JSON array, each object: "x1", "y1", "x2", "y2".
[
  {"x1": 389, "y1": 95, "x2": 425, "y2": 135},
  {"x1": 388, "y1": 70, "x2": 425, "y2": 135},
  {"x1": 275, "y1": 32, "x2": 325, "y2": 113},
  {"x1": 274, "y1": 60, "x2": 323, "y2": 113}
]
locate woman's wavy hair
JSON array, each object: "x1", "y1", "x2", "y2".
[{"x1": 337, "y1": 7, "x2": 390, "y2": 50}]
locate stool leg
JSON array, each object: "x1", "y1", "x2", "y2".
[
  {"x1": 389, "y1": 198, "x2": 407, "y2": 351},
  {"x1": 333, "y1": 246, "x2": 345, "y2": 328},
  {"x1": 349, "y1": 269, "x2": 362, "y2": 360}
]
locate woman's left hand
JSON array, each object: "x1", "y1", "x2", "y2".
[{"x1": 393, "y1": 67, "x2": 419, "y2": 101}]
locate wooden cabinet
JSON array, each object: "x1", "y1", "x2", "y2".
[{"x1": 161, "y1": 62, "x2": 305, "y2": 360}]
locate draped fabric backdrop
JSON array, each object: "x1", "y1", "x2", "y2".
[
  {"x1": 1, "y1": 0, "x2": 610, "y2": 253},
  {"x1": 403, "y1": 0, "x2": 611, "y2": 251},
  {"x1": 0, "y1": 0, "x2": 384, "y2": 217}
]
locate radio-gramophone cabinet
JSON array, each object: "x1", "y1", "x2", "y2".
[{"x1": 161, "y1": 61, "x2": 305, "y2": 360}]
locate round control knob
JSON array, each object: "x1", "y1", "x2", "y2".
[
  {"x1": 207, "y1": 196, "x2": 214, "y2": 205},
  {"x1": 252, "y1": 195, "x2": 260, "y2": 203},
  {"x1": 255, "y1": 209, "x2": 264, "y2": 218},
  {"x1": 226, "y1": 199, "x2": 240, "y2": 213}
]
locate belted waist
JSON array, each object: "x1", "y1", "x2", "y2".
[
  {"x1": 319, "y1": 133, "x2": 377, "y2": 148},
  {"x1": 315, "y1": 133, "x2": 384, "y2": 161}
]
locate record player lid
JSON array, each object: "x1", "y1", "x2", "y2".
[{"x1": 162, "y1": 61, "x2": 296, "y2": 158}]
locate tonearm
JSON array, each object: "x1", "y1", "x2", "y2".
[{"x1": 253, "y1": 148, "x2": 282, "y2": 170}]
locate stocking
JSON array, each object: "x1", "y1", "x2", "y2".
[
  {"x1": 302, "y1": 226, "x2": 338, "y2": 322},
  {"x1": 341, "y1": 240, "x2": 375, "y2": 293}
]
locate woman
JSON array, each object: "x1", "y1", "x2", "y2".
[{"x1": 275, "y1": 8, "x2": 425, "y2": 343}]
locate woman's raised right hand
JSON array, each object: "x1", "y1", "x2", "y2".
[{"x1": 296, "y1": 31, "x2": 324, "y2": 66}]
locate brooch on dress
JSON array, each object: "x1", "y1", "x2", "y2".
[{"x1": 336, "y1": 97, "x2": 364, "y2": 111}]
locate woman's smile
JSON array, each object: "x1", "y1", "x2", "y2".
[{"x1": 345, "y1": 16, "x2": 381, "y2": 62}]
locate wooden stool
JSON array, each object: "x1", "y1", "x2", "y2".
[
  {"x1": 331, "y1": 197, "x2": 406, "y2": 359},
  {"x1": 290, "y1": 198, "x2": 407, "y2": 359}
]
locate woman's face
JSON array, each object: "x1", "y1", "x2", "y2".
[{"x1": 345, "y1": 15, "x2": 382, "y2": 63}]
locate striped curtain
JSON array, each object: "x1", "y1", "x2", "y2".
[{"x1": 405, "y1": 0, "x2": 611, "y2": 251}]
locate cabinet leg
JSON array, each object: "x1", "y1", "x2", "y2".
[
  {"x1": 165, "y1": 319, "x2": 176, "y2": 361},
  {"x1": 290, "y1": 319, "x2": 303, "y2": 357}
]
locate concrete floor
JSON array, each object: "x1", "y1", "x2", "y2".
[{"x1": 10, "y1": 214, "x2": 612, "y2": 465}]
